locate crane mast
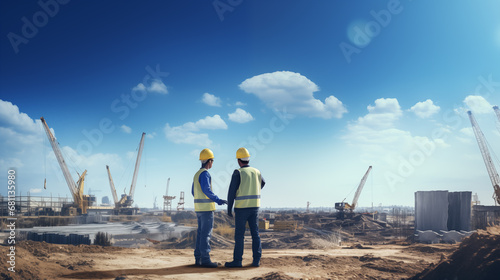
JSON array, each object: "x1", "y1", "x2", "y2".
[
  {"x1": 40, "y1": 117, "x2": 90, "y2": 214},
  {"x1": 41, "y1": 117, "x2": 78, "y2": 196},
  {"x1": 335, "y1": 166, "x2": 372, "y2": 219},
  {"x1": 467, "y1": 111, "x2": 500, "y2": 205},
  {"x1": 494, "y1": 106, "x2": 500, "y2": 122},
  {"x1": 106, "y1": 165, "x2": 119, "y2": 205},
  {"x1": 350, "y1": 166, "x2": 372, "y2": 210},
  {"x1": 127, "y1": 132, "x2": 146, "y2": 205}
]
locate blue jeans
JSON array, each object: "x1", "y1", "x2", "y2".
[
  {"x1": 194, "y1": 211, "x2": 214, "y2": 263},
  {"x1": 233, "y1": 208, "x2": 261, "y2": 262}
]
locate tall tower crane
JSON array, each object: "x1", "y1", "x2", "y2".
[
  {"x1": 467, "y1": 111, "x2": 500, "y2": 205},
  {"x1": 106, "y1": 132, "x2": 146, "y2": 214},
  {"x1": 335, "y1": 166, "x2": 372, "y2": 219},
  {"x1": 40, "y1": 117, "x2": 93, "y2": 215}
]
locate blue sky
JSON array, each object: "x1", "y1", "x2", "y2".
[{"x1": 1, "y1": 0, "x2": 500, "y2": 209}]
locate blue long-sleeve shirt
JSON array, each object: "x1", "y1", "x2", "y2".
[{"x1": 191, "y1": 170, "x2": 222, "y2": 204}]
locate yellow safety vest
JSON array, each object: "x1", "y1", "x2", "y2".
[
  {"x1": 235, "y1": 167, "x2": 261, "y2": 208},
  {"x1": 193, "y1": 168, "x2": 216, "y2": 212}
]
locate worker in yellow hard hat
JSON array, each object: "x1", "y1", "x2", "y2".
[
  {"x1": 192, "y1": 148, "x2": 227, "y2": 268},
  {"x1": 225, "y1": 147, "x2": 265, "y2": 268}
]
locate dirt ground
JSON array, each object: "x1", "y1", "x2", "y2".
[{"x1": 1, "y1": 240, "x2": 458, "y2": 280}]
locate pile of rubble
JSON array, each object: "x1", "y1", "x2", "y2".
[{"x1": 408, "y1": 226, "x2": 500, "y2": 280}]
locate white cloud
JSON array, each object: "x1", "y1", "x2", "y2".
[
  {"x1": 146, "y1": 132, "x2": 157, "y2": 139},
  {"x1": 164, "y1": 115, "x2": 227, "y2": 146},
  {"x1": 121, "y1": 125, "x2": 132, "y2": 134},
  {"x1": 464, "y1": 95, "x2": 493, "y2": 114},
  {"x1": 228, "y1": 108, "x2": 254, "y2": 123},
  {"x1": 132, "y1": 79, "x2": 168, "y2": 94},
  {"x1": 202, "y1": 93, "x2": 222, "y2": 107},
  {"x1": 0, "y1": 99, "x2": 40, "y2": 133},
  {"x1": 235, "y1": 101, "x2": 246, "y2": 106},
  {"x1": 192, "y1": 115, "x2": 227, "y2": 130},
  {"x1": 410, "y1": 99, "x2": 440, "y2": 118},
  {"x1": 460, "y1": 127, "x2": 474, "y2": 137},
  {"x1": 0, "y1": 99, "x2": 124, "y2": 199},
  {"x1": 239, "y1": 71, "x2": 347, "y2": 119},
  {"x1": 164, "y1": 124, "x2": 212, "y2": 146},
  {"x1": 356, "y1": 98, "x2": 402, "y2": 129},
  {"x1": 342, "y1": 98, "x2": 449, "y2": 174}
]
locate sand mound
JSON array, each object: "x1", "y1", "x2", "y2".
[
  {"x1": 251, "y1": 272, "x2": 297, "y2": 280},
  {"x1": 408, "y1": 226, "x2": 500, "y2": 280}
]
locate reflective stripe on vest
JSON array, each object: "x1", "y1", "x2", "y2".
[
  {"x1": 193, "y1": 168, "x2": 215, "y2": 212},
  {"x1": 235, "y1": 167, "x2": 261, "y2": 208}
]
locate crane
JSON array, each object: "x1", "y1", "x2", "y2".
[
  {"x1": 40, "y1": 117, "x2": 93, "y2": 215},
  {"x1": 335, "y1": 166, "x2": 372, "y2": 219},
  {"x1": 467, "y1": 111, "x2": 500, "y2": 205},
  {"x1": 163, "y1": 178, "x2": 176, "y2": 215},
  {"x1": 106, "y1": 132, "x2": 146, "y2": 214}
]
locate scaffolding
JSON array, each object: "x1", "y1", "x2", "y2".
[
  {"x1": 177, "y1": 191, "x2": 185, "y2": 211},
  {"x1": 0, "y1": 194, "x2": 72, "y2": 216},
  {"x1": 163, "y1": 178, "x2": 176, "y2": 215}
]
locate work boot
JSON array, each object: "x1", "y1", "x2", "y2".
[
  {"x1": 251, "y1": 259, "x2": 260, "y2": 267},
  {"x1": 200, "y1": 261, "x2": 218, "y2": 268},
  {"x1": 224, "y1": 260, "x2": 242, "y2": 268},
  {"x1": 195, "y1": 258, "x2": 201, "y2": 266}
]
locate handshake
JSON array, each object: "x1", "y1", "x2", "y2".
[{"x1": 217, "y1": 199, "x2": 227, "y2": 206}]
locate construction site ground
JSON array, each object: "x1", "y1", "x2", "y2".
[{"x1": 1, "y1": 213, "x2": 499, "y2": 279}]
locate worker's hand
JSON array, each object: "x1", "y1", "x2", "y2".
[
  {"x1": 227, "y1": 210, "x2": 233, "y2": 217},
  {"x1": 218, "y1": 199, "x2": 227, "y2": 206}
]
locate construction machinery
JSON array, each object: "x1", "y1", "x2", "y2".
[
  {"x1": 163, "y1": 178, "x2": 176, "y2": 215},
  {"x1": 467, "y1": 111, "x2": 500, "y2": 205},
  {"x1": 40, "y1": 117, "x2": 95, "y2": 215},
  {"x1": 106, "y1": 132, "x2": 145, "y2": 214},
  {"x1": 335, "y1": 166, "x2": 372, "y2": 219}
]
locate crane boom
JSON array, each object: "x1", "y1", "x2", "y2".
[
  {"x1": 128, "y1": 132, "x2": 146, "y2": 200},
  {"x1": 351, "y1": 166, "x2": 372, "y2": 210},
  {"x1": 494, "y1": 106, "x2": 500, "y2": 122},
  {"x1": 467, "y1": 111, "x2": 500, "y2": 205},
  {"x1": 106, "y1": 165, "x2": 119, "y2": 204},
  {"x1": 166, "y1": 178, "x2": 170, "y2": 196},
  {"x1": 40, "y1": 117, "x2": 78, "y2": 197}
]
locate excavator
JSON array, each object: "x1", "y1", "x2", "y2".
[
  {"x1": 335, "y1": 166, "x2": 372, "y2": 219},
  {"x1": 106, "y1": 132, "x2": 145, "y2": 214},
  {"x1": 41, "y1": 117, "x2": 95, "y2": 215},
  {"x1": 468, "y1": 111, "x2": 500, "y2": 205}
]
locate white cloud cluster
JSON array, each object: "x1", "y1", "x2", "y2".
[
  {"x1": 463, "y1": 95, "x2": 493, "y2": 114},
  {"x1": 133, "y1": 79, "x2": 168, "y2": 94},
  {"x1": 0, "y1": 99, "x2": 122, "y2": 197},
  {"x1": 228, "y1": 108, "x2": 254, "y2": 123},
  {"x1": 342, "y1": 97, "x2": 449, "y2": 171},
  {"x1": 239, "y1": 71, "x2": 347, "y2": 119},
  {"x1": 164, "y1": 115, "x2": 227, "y2": 146},
  {"x1": 202, "y1": 93, "x2": 222, "y2": 107},
  {"x1": 0, "y1": 99, "x2": 40, "y2": 133},
  {"x1": 356, "y1": 98, "x2": 402, "y2": 129},
  {"x1": 120, "y1": 125, "x2": 132, "y2": 134},
  {"x1": 410, "y1": 99, "x2": 440, "y2": 118}
]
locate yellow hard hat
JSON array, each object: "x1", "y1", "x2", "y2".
[
  {"x1": 236, "y1": 147, "x2": 250, "y2": 159},
  {"x1": 199, "y1": 148, "x2": 214, "y2": 161}
]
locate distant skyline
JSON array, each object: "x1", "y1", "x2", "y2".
[{"x1": 1, "y1": 0, "x2": 500, "y2": 209}]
